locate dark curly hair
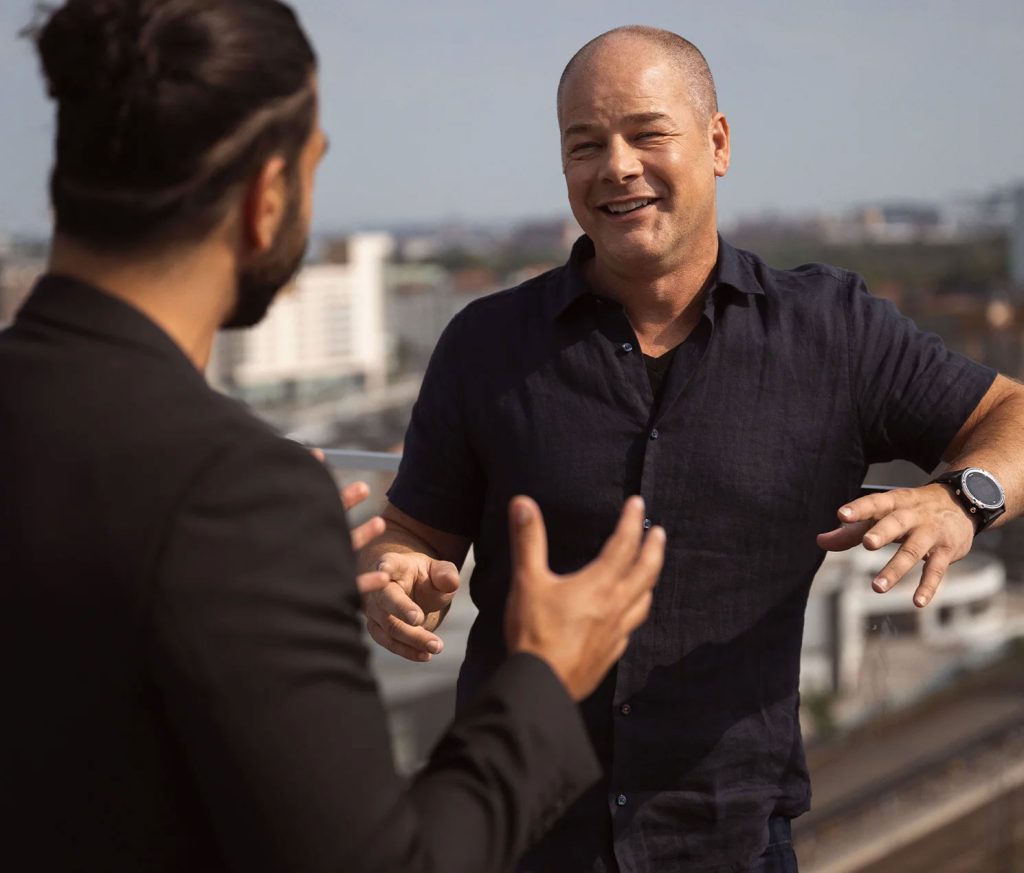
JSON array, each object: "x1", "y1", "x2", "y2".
[{"x1": 29, "y1": 0, "x2": 317, "y2": 250}]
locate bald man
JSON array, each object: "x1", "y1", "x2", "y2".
[{"x1": 360, "y1": 26, "x2": 1024, "y2": 872}]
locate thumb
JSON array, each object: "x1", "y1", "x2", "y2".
[
  {"x1": 508, "y1": 495, "x2": 549, "y2": 583},
  {"x1": 428, "y1": 560, "x2": 461, "y2": 595}
]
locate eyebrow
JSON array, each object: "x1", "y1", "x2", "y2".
[{"x1": 562, "y1": 112, "x2": 672, "y2": 138}]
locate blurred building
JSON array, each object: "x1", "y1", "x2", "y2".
[
  {"x1": 507, "y1": 217, "x2": 581, "y2": 256},
  {"x1": 802, "y1": 544, "x2": 1009, "y2": 698},
  {"x1": 386, "y1": 262, "x2": 498, "y2": 372},
  {"x1": 211, "y1": 233, "x2": 391, "y2": 405},
  {"x1": 1011, "y1": 183, "x2": 1024, "y2": 294},
  {"x1": 0, "y1": 240, "x2": 46, "y2": 327}
]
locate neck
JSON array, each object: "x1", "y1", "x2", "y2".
[
  {"x1": 47, "y1": 234, "x2": 236, "y2": 371},
  {"x1": 586, "y1": 232, "x2": 719, "y2": 356}
]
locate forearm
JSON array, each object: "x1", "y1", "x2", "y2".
[{"x1": 944, "y1": 377, "x2": 1024, "y2": 524}]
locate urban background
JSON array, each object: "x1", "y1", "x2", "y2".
[{"x1": 2, "y1": 1, "x2": 1024, "y2": 870}]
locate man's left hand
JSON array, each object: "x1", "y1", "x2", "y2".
[{"x1": 816, "y1": 484, "x2": 975, "y2": 608}]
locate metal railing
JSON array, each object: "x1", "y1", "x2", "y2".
[{"x1": 319, "y1": 448, "x2": 401, "y2": 473}]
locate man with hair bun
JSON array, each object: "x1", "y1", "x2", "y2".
[
  {"x1": 0, "y1": 4, "x2": 666, "y2": 872},
  {"x1": 362, "y1": 24, "x2": 1024, "y2": 872}
]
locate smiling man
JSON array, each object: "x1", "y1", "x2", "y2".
[{"x1": 360, "y1": 25, "x2": 1024, "y2": 872}]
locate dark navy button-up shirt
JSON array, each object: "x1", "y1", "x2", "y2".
[{"x1": 388, "y1": 236, "x2": 995, "y2": 872}]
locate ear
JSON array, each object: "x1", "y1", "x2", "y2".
[
  {"x1": 241, "y1": 155, "x2": 289, "y2": 254},
  {"x1": 709, "y1": 112, "x2": 731, "y2": 178}
]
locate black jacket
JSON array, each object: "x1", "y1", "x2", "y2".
[{"x1": 0, "y1": 275, "x2": 598, "y2": 873}]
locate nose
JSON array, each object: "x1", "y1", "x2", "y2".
[{"x1": 601, "y1": 136, "x2": 643, "y2": 184}]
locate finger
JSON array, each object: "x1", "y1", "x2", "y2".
[
  {"x1": 428, "y1": 560, "x2": 461, "y2": 595},
  {"x1": 629, "y1": 525, "x2": 665, "y2": 591},
  {"x1": 912, "y1": 550, "x2": 951, "y2": 608},
  {"x1": 836, "y1": 490, "x2": 904, "y2": 524},
  {"x1": 872, "y1": 535, "x2": 932, "y2": 594},
  {"x1": 595, "y1": 496, "x2": 646, "y2": 570},
  {"x1": 381, "y1": 612, "x2": 444, "y2": 655},
  {"x1": 365, "y1": 581, "x2": 425, "y2": 627},
  {"x1": 860, "y1": 510, "x2": 915, "y2": 551},
  {"x1": 414, "y1": 562, "x2": 460, "y2": 615},
  {"x1": 350, "y1": 515, "x2": 386, "y2": 551},
  {"x1": 340, "y1": 481, "x2": 371, "y2": 511},
  {"x1": 508, "y1": 495, "x2": 549, "y2": 581},
  {"x1": 365, "y1": 617, "x2": 433, "y2": 662},
  {"x1": 816, "y1": 520, "x2": 873, "y2": 552},
  {"x1": 620, "y1": 589, "x2": 655, "y2": 635},
  {"x1": 310, "y1": 448, "x2": 325, "y2": 464},
  {"x1": 612, "y1": 526, "x2": 664, "y2": 613},
  {"x1": 354, "y1": 570, "x2": 389, "y2": 596}
]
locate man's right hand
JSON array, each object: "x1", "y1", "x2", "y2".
[
  {"x1": 363, "y1": 552, "x2": 461, "y2": 662},
  {"x1": 505, "y1": 495, "x2": 664, "y2": 701}
]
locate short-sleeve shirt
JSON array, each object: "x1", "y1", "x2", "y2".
[{"x1": 388, "y1": 236, "x2": 995, "y2": 872}]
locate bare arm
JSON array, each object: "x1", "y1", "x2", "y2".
[
  {"x1": 358, "y1": 502, "x2": 472, "y2": 661},
  {"x1": 940, "y1": 374, "x2": 1024, "y2": 519},
  {"x1": 819, "y1": 374, "x2": 1024, "y2": 607}
]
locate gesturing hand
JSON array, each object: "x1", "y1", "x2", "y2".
[
  {"x1": 363, "y1": 552, "x2": 462, "y2": 662},
  {"x1": 335, "y1": 477, "x2": 388, "y2": 596},
  {"x1": 816, "y1": 484, "x2": 975, "y2": 608},
  {"x1": 308, "y1": 449, "x2": 387, "y2": 554},
  {"x1": 505, "y1": 495, "x2": 665, "y2": 701},
  {"x1": 339, "y1": 481, "x2": 387, "y2": 551}
]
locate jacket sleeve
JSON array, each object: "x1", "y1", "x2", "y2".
[{"x1": 148, "y1": 431, "x2": 598, "y2": 873}]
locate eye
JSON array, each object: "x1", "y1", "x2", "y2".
[{"x1": 568, "y1": 141, "x2": 600, "y2": 156}]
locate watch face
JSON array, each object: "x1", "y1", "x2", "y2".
[{"x1": 963, "y1": 470, "x2": 1004, "y2": 509}]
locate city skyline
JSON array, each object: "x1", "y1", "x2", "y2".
[{"x1": 1, "y1": 0, "x2": 1022, "y2": 236}]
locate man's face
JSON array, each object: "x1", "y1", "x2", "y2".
[
  {"x1": 223, "y1": 119, "x2": 327, "y2": 330},
  {"x1": 559, "y1": 38, "x2": 729, "y2": 274}
]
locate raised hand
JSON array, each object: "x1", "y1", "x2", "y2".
[{"x1": 504, "y1": 495, "x2": 665, "y2": 701}]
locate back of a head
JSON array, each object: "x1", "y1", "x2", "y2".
[{"x1": 32, "y1": 0, "x2": 317, "y2": 251}]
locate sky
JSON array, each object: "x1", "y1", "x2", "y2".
[{"x1": 1, "y1": 0, "x2": 1022, "y2": 236}]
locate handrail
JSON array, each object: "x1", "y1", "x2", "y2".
[{"x1": 319, "y1": 448, "x2": 401, "y2": 473}]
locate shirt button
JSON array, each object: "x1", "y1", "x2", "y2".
[
  {"x1": 649, "y1": 428, "x2": 659, "y2": 440},
  {"x1": 621, "y1": 342, "x2": 633, "y2": 353},
  {"x1": 643, "y1": 518, "x2": 652, "y2": 530},
  {"x1": 620, "y1": 703, "x2": 631, "y2": 716},
  {"x1": 616, "y1": 794, "x2": 628, "y2": 807}
]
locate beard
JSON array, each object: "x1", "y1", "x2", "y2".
[{"x1": 221, "y1": 190, "x2": 309, "y2": 330}]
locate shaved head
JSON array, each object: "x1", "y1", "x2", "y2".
[{"x1": 558, "y1": 26, "x2": 718, "y2": 124}]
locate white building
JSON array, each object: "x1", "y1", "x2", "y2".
[
  {"x1": 802, "y1": 544, "x2": 1008, "y2": 697},
  {"x1": 213, "y1": 233, "x2": 392, "y2": 404}
]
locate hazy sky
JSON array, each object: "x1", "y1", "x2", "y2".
[{"x1": 1, "y1": 0, "x2": 1022, "y2": 236}]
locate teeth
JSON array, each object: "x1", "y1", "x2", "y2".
[{"x1": 606, "y1": 199, "x2": 651, "y2": 214}]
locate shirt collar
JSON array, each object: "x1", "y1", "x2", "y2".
[{"x1": 548, "y1": 233, "x2": 764, "y2": 323}]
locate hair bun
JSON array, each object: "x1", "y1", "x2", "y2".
[{"x1": 36, "y1": 0, "x2": 145, "y2": 101}]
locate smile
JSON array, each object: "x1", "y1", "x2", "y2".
[{"x1": 600, "y1": 198, "x2": 657, "y2": 215}]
